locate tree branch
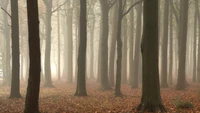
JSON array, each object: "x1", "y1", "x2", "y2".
[
  {"x1": 108, "y1": 0, "x2": 117, "y2": 9},
  {"x1": 52, "y1": 0, "x2": 69, "y2": 13},
  {"x1": 122, "y1": 0, "x2": 143, "y2": 17},
  {"x1": 1, "y1": 7, "x2": 11, "y2": 18},
  {"x1": 122, "y1": 0, "x2": 127, "y2": 13}
]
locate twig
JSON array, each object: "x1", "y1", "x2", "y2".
[{"x1": 1, "y1": 7, "x2": 11, "y2": 18}]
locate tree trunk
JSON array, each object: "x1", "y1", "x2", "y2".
[
  {"x1": 57, "y1": 0, "x2": 61, "y2": 81},
  {"x1": 115, "y1": 0, "x2": 123, "y2": 96},
  {"x1": 161, "y1": 0, "x2": 169, "y2": 88},
  {"x1": 74, "y1": 0, "x2": 87, "y2": 96},
  {"x1": 137, "y1": 0, "x2": 166, "y2": 112},
  {"x1": 128, "y1": 0, "x2": 134, "y2": 85},
  {"x1": 89, "y1": 9, "x2": 95, "y2": 79},
  {"x1": 10, "y1": 0, "x2": 21, "y2": 98},
  {"x1": 43, "y1": 0, "x2": 54, "y2": 87},
  {"x1": 132, "y1": 2, "x2": 142, "y2": 89},
  {"x1": 66, "y1": 0, "x2": 73, "y2": 83},
  {"x1": 168, "y1": 5, "x2": 173, "y2": 86},
  {"x1": 121, "y1": 16, "x2": 128, "y2": 84},
  {"x1": 2, "y1": 0, "x2": 11, "y2": 85},
  {"x1": 176, "y1": 0, "x2": 189, "y2": 90},
  {"x1": 24, "y1": 0, "x2": 41, "y2": 112},
  {"x1": 109, "y1": 3, "x2": 118, "y2": 87},
  {"x1": 99, "y1": 0, "x2": 110, "y2": 90}
]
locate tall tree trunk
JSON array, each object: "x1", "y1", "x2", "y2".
[
  {"x1": 137, "y1": 0, "x2": 166, "y2": 111},
  {"x1": 74, "y1": 0, "x2": 87, "y2": 96},
  {"x1": 192, "y1": 0, "x2": 200, "y2": 82},
  {"x1": 57, "y1": 0, "x2": 61, "y2": 81},
  {"x1": 10, "y1": 0, "x2": 21, "y2": 98},
  {"x1": 43, "y1": 0, "x2": 54, "y2": 87},
  {"x1": 115, "y1": 0, "x2": 123, "y2": 96},
  {"x1": 161, "y1": 0, "x2": 169, "y2": 88},
  {"x1": 66, "y1": 0, "x2": 73, "y2": 83},
  {"x1": 2, "y1": 0, "x2": 11, "y2": 85},
  {"x1": 176, "y1": 0, "x2": 189, "y2": 90},
  {"x1": 89, "y1": 9, "x2": 95, "y2": 79},
  {"x1": 168, "y1": 5, "x2": 173, "y2": 85},
  {"x1": 99, "y1": 0, "x2": 110, "y2": 90},
  {"x1": 121, "y1": 16, "x2": 128, "y2": 84},
  {"x1": 128, "y1": 1, "x2": 134, "y2": 85},
  {"x1": 132, "y1": 2, "x2": 142, "y2": 89},
  {"x1": 109, "y1": 3, "x2": 118, "y2": 87},
  {"x1": 24, "y1": 0, "x2": 41, "y2": 112}
]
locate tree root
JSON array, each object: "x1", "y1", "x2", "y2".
[{"x1": 136, "y1": 103, "x2": 167, "y2": 113}]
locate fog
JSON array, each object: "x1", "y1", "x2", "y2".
[{"x1": 0, "y1": 0, "x2": 199, "y2": 112}]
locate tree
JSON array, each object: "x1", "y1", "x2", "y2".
[
  {"x1": 161, "y1": 0, "x2": 169, "y2": 88},
  {"x1": 132, "y1": 1, "x2": 142, "y2": 89},
  {"x1": 66, "y1": 0, "x2": 73, "y2": 83},
  {"x1": 57, "y1": 0, "x2": 61, "y2": 81},
  {"x1": 10, "y1": 0, "x2": 21, "y2": 98},
  {"x1": 128, "y1": 0, "x2": 134, "y2": 85},
  {"x1": 74, "y1": 0, "x2": 87, "y2": 96},
  {"x1": 168, "y1": 4, "x2": 173, "y2": 85},
  {"x1": 43, "y1": 0, "x2": 54, "y2": 87},
  {"x1": 176, "y1": 0, "x2": 189, "y2": 90},
  {"x1": 24, "y1": 0, "x2": 41, "y2": 112},
  {"x1": 192, "y1": 0, "x2": 198, "y2": 83},
  {"x1": 137, "y1": 0, "x2": 166, "y2": 111},
  {"x1": 115, "y1": 0, "x2": 142, "y2": 96},
  {"x1": 109, "y1": 2, "x2": 118, "y2": 87},
  {"x1": 1, "y1": 0, "x2": 11, "y2": 85},
  {"x1": 99, "y1": 0, "x2": 112, "y2": 90}
]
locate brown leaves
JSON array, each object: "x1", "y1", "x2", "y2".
[{"x1": 0, "y1": 82, "x2": 200, "y2": 113}]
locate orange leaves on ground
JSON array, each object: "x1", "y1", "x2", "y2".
[{"x1": 0, "y1": 81, "x2": 200, "y2": 113}]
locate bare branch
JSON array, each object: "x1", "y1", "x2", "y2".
[
  {"x1": 122, "y1": 0, "x2": 127, "y2": 13},
  {"x1": 1, "y1": 7, "x2": 11, "y2": 18},
  {"x1": 52, "y1": 0, "x2": 69, "y2": 13},
  {"x1": 108, "y1": 0, "x2": 117, "y2": 9},
  {"x1": 122, "y1": 0, "x2": 143, "y2": 17}
]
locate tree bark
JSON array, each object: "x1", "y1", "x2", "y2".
[
  {"x1": 176, "y1": 0, "x2": 189, "y2": 90},
  {"x1": 24, "y1": 0, "x2": 41, "y2": 112},
  {"x1": 132, "y1": 2, "x2": 142, "y2": 89},
  {"x1": 161, "y1": 0, "x2": 169, "y2": 88},
  {"x1": 74, "y1": 0, "x2": 87, "y2": 96},
  {"x1": 137, "y1": 0, "x2": 166, "y2": 112},
  {"x1": 43, "y1": 0, "x2": 54, "y2": 87},
  {"x1": 10, "y1": 0, "x2": 21, "y2": 98},
  {"x1": 99, "y1": 0, "x2": 110, "y2": 90}
]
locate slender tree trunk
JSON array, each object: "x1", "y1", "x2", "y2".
[
  {"x1": 121, "y1": 16, "x2": 128, "y2": 84},
  {"x1": 132, "y1": 2, "x2": 142, "y2": 89},
  {"x1": 109, "y1": 3, "x2": 118, "y2": 87},
  {"x1": 115, "y1": 0, "x2": 123, "y2": 96},
  {"x1": 66, "y1": 0, "x2": 73, "y2": 83},
  {"x1": 74, "y1": 0, "x2": 87, "y2": 96},
  {"x1": 57, "y1": 0, "x2": 61, "y2": 81},
  {"x1": 168, "y1": 5, "x2": 173, "y2": 85},
  {"x1": 10, "y1": 0, "x2": 21, "y2": 98},
  {"x1": 43, "y1": 0, "x2": 54, "y2": 87},
  {"x1": 195, "y1": 0, "x2": 200, "y2": 83},
  {"x1": 89, "y1": 10, "x2": 95, "y2": 79},
  {"x1": 99, "y1": 0, "x2": 110, "y2": 90},
  {"x1": 176, "y1": 0, "x2": 189, "y2": 90},
  {"x1": 161, "y1": 0, "x2": 169, "y2": 88},
  {"x1": 24, "y1": 0, "x2": 41, "y2": 112},
  {"x1": 128, "y1": 1, "x2": 134, "y2": 85},
  {"x1": 2, "y1": 0, "x2": 10, "y2": 85}
]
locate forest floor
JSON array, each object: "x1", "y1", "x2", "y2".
[{"x1": 0, "y1": 80, "x2": 200, "y2": 113}]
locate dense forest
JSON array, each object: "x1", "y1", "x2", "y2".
[{"x1": 0, "y1": 0, "x2": 199, "y2": 112}]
